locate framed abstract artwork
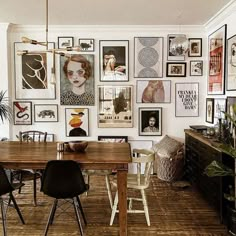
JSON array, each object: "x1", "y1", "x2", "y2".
[
  {"x1": 98, "y1": 136, "x2": 128, "y2": 143},
  {"x1": 13, "y1": 101, "x2": 32, "y2": 125},
  {"x1": 136, "y1": 80, "x2": 171, "y2": 103},
  {"x1": 98, "y1": 85, "x2": 133, "y2": 128},
  {"x1": 206, "y1": 98, "x2": 214, "y2": 123},
  {"x1": 227, "y1": 34, "x2": 236, "y2": 90},
  {"x1": 34, "y1": 104, "x2": 58, "y2": 122},
  {"x1": 14, "y1": 42, "x2": 56, "y2": 100},
  {"x1": 166, "y1": 62, "x2": 186, "y2": 77},
  {"x1": 190, "y1": 60, "x2": 203, "y2": 76},
  {"x1": 99, "y1": 40, "x2": 129, "y2": 82},
  {"x1": 214, "y1": 98, "x2": 226, "y2": 119},
  {"x1": 79, "y1": 38, "x2": 94, "y2": 52},
  {"x1": 134, "y1": 37, "x2": 163, "y2": 78},
  {"x1": 208, "y1": 24, "x2": 227, "y2": 95},
  {"x1": 167, "y1": 34, "x2": 186, "y2": 61},
  {"x1": 188, "y1": 38, "x2": 202, "y2": 57},
  {"x1": 175, "y1": 83, "x2": 199, "y2": 117},
  {"x1": 65, "y1": 108, "x2": 89, "y2": 137},
  {"x1": 58, "y1": 37, "x2": 74, "y2": 49}
]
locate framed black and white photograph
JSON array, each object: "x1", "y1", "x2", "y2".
[
  {"x1": 167, "y1": 34, "x2": 186, "y2": 61},
  {"x1": 14, "y1": 42, "x2": 56, "y2": 100},
  {"x1": 214, "y1": 98, "x2": 226, "y2": 118},
  {"x1": 99, "y1": 40, "x2": 129, "y2": 81},
  {"x1": 34, "y1": 104, "x2": 58, "y2": 122},
  {"x1": 188, "y1": 38, "x2": 202, "y2": 57},
  {"x1": 175, "y1": 83, "x2": 199, "y2": 117},
  {"x1": 65, "y1": 108, "x2": 89, "y2": 137},
  {"x1": 79, "y1": 38, "x2": 94, "y2": 52},
  {"x1": 98, "y1": 85, "x2": 133, "y2": 128},
  {"x1": 13, "y1": 101, "x2": 32, "y2": 125},
  {"x1": 139, "y1": 107, "x2": 162, "y2": 136},
  {"x1": 206, "y1": 98, "x2": 214, "y2": 123},
  {"x1": 136, "y1": 80, "x2": 171, "y2": 103},
  {"x1": 227, "y1": 34, "x2": 236, "y2": 91},
  {"x1": 166, "y1": 62, "x2": 186, "y2": 77},
  {"x1": 98, "y1": 136, "x2": 128, "y2": 143},
  {"x1": 190, "y1": 60, "x2": 203, "y2": 76},
  {"x1": 58, "y1": 37, "x2": 74, "y2": 49},
  {"x1": 134, "y1": 37, "x2": 163, "y2": 78}
]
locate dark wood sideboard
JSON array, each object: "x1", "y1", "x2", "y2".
[{"x1": 184, "y1": 129, "x2": 235, "y2": 223}]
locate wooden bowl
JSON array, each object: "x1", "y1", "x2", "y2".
[{"x1": 68, "y1": 141, "x2": 88, "y2": 152}]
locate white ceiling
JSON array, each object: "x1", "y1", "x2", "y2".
[{"x1": 0, "y1": 0, "x2": 233, "y2": 26}]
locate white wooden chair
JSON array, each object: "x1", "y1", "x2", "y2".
[{"x1": 110, "y1": 148, "x2": 155, "y2": 226}]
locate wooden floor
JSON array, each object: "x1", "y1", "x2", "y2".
[{"x1": 1, "y1": 175, "x2": 228, "y2": 236}]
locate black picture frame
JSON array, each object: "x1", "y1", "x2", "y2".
[
  {"x1": 166, "y1": 62, "x2": 186, "y2": 77},
  {"x1": 206, "y1": 98, "x2": 214, "y2": 123},
  {"x1": 34, "y1": 104, "x2": 58, "y2": 122},
  {"x1": 58, "y1": 36, "x2": 74, "y2": 49},
  {"x1": 79, "y1": 38, "x2": 95, "y2": 52},
  {"x1": 167, "y1": 34, "x2": 186, "y2": 61},
  {"x1": 190, "y1": 60, "x2": 203, "y2": 76},
  {"x1": 13, "y1": 101, "x2": 32, "y2": 125},
  {"x1": 98, "y1": 136, "x2": 128, "y2": 143},
  {"x1": 188, "y1": 38, "x2": 202, "y2": 57}
]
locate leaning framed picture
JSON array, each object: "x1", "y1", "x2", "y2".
[
  {"x1": 13, "y1": 101, "x2": 32, "y2": 125},
  {"x1": 134, "y1": 37, "x2": 163, "y2": 78},
  {"x1": 34, "y1": 104, "x2": 58, "y2": 122},
  {"x1": 98, "y1": 85, "x2": 133, "y2": 128},
  {"x1": 65, "y1": 108, "x2": 89, "y2": 137},
  {"x1": 136, "y1": 80, "x2": 171, "y2": 103},
  {"x1": 139, "y1": 107, "x2": 162, "y2": 136},
  {"x1": 98, "y1": 136, "x2": 128, "y2": 143},
  {"x1": 14, "y1": 42, "x2": 56, "y2": 100},
  {"x1": 58, "y1": 37, "x2": 74, "y2": 49},
  {"x1": 190, "y1": 60, "x2": 203, "y2": 76},
  {"x1": 167, "y1": 34, "x2": 186, "y2": 61},
  {"x1": 226, "y1": 34, "x2": 236, "y2": 91},
  {"x1": 99, "y1": 40, "x2": 129, "y2": 82},
  {"x1": 214, "y1": 98, "x2": 226, "y2": 118},
  {"x1": 166, "y1": 62, "x2": 186, "y2": 77},
  {"x1": 208, "y1": 24, "x2": 227, "y2": 95},
  {"x1": 206, "y1": 98, "x2": 214, "y2": 123},
  {"x1": 175, "y1": 83, "x2": 199, "y2": 117},
  {"x1": 188, "y1": 38, "x2": 202, "y2": 57},
  {"x1": 79, "y1": 38, "x2": 94, "y2": 52}
]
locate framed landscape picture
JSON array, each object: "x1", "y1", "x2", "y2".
[
  {"x1": 166, "y1": 62, "x2": 186, "y2": 77},
  {"x1": 98, "y1": 136, "x2": 128, "y2": 143},
  {"x1": 58, "y1": 37, "x2": 74, "y2": 49},
  {"x1": 227, "y1": 34, "x2": 236, "y2": 91},
  {"x1": 34, "y1": 104, "x2": 58, "y2": 122},
  {"x1": 214, "y1": 98, "x2": 226, "y2": 118},
  {"x1": 206, "y1": 98, "x2": 214, "y2": 123},
  {"x1": 13, "y1": 101, "x2": 32, "y2": 125},
  {"x1": 188, "y1": 38, "x2": 202, "y2": 57},
  {"x1": 190, "y1": 60, "x2": 203, "y2": 76},
  {"x1": 79, "y1": 38, "x2": 94, "y2": 52}
]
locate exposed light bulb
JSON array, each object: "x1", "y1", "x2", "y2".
[{"x1": 50, "y1": 68, "x2": 56, "y2": 85}]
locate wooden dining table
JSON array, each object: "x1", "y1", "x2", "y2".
[{"x1": 0, "y1": 141, "x2": 131, "y2": 236}]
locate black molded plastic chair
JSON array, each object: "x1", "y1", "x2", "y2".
[
  {"x1": 0, "y1": 165, "x2": 25, "y2": 236},
  {"x1": 41, "y1": 160, "x2": 89, "y2": 236}
]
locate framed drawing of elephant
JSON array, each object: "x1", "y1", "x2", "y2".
[{"x1": 34, "y1": 104, "x2": 58, "y2": 122}]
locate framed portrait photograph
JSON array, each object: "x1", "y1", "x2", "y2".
[
  {"x1": 208, "y1": 24, "x2": 227, "y2": 95},
  {"x1": 166, "y1": 62, "x2": 186, "y2": 77},
  {"x1": 98, "y1": 85, "x2": 133, "y2": 128},
  {"x1": 13, "y1": 101, "x2": 32, "y2": 125},
  {"x1": 167, "y1": 34, "x2": 186, "y2": 61},
  {"x1": 58, "y1": 37, "x2": 74, "y2": 49},
  {"x1": 175, "y1": 83, "x2": 199, "y2": 117},
  {"x1": 134, "y1": 37, "x2": 163, "y2": 78},
  {"x1": 139, "y1": 107, "x2": 162, "y2": 136},
  {"x1": 34, "y1": 104, "x2": 58, "y2": 122},
  {"x1": 214, "y1": 98, "x2": 226, "y2": 118},
  {"x1": 60, "y1": 54, "x2": 95, "y2": 105},
  {"x1": 136, "y1": 80, "x2": 171, "y2": 103},
  {"x1": 190, "y1": 60, "x2": 203, "y2": 76},
  {"x1": 188, "y1": 38, "x2": 202, "y2": 57},
  {"x1": 99, "y1": 40, "x2": 129, "y2": 82},
  {"x1": 79, "y1": 38, "x2": 94, "y2": 52},
  {"x1": 206, "y1": 98, "x2": 214, "y2": 123},
  {"x1": 14, "y1": 42, "x2": 56, "y2": 100},
  {"x1": 98, "y1": 136, "x2": 128, "y2": 143},
  {"x1": 65, "y1": 108, "x2": 89, "y2": 137},
  {"x1": 227, "y1": 34, "x2": 236, "y2": 91}
]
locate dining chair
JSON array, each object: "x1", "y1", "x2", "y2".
[
  {"x1": 41, "y1": 160, "x2": 89, "y2": 236},
  {"x1": 110, "y1": 148, "x2": 155, "y2": 226},
  {"x1": 0, "y1": 164, "x2": 25, "y2": 236}
]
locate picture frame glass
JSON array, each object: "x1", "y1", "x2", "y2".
[
  {"x1": 166, "y1": 63, "x2": 186, "y2": 77},
  {"x1": 227, "y1": 34, "x2": 236, "y2": 90},
  {"x1": 214, "y1": 98, "x2": 226, "y2": 118},
  {"x1": 188, "y1": 38, "x2": 202, "y2": 57},
  {"x1": 79, "y1": 39, "x2": 94, "y2": 51},
  {"x1": 206, "y1": 98, "x2": 214, "y2": 123},
  {"x1": 190, "y1": 61, "x2": 203, "y2": 76},
  {"x1": 34, "y1": 104, "x2": 58, "y2": 122},
  {"x1": 167, "y1": 34, "x2": 186, "y2": 61},
  {"x1": 13, "y1": 101, "x2": 32, "y2": 125},
  {"x1": 58, "y1": 37, "x2": 74, "y2": 49}
]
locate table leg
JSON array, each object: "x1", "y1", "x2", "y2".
[{"x1": 117, "y1": 169, "x2": 127, "y2": 236}]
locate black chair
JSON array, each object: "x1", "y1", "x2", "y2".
[
  {"x1": 41, "y1": 160, "x2": 89, "y2": 236},
  {"x1": 0, "y1": 165, "x2": 25, "y2": 236}
]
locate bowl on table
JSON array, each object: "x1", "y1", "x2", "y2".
[{"x1": 68, "y1": 141, "x2": 88, "y2": 152}]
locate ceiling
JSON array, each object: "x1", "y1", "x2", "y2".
[{"x1": 0, "y1": 0, "x2": 233, "y2": 26}]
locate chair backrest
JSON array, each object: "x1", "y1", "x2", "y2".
[
  {"x1": 19, "y1": 130, "x2": 47, "y2": 143},
  {"x1": 0, "y1": 165, "x2": 14, "y2": 196},
  {"x1": 132, "y1": 149, "x2": 155, "y2": 187},
  {"x1": 41, "y1": 160, "x2": 88, "y2": 199}
]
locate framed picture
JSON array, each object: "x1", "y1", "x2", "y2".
[
  {"x1": 79, "y1": 38, "x2": 94, "y2": 52},
  {"x1": 208, "y1": 24, "x2": 227, "y2": 95},
  {"x1": 190, "y1": 60, "x2": 203, "y2": 76},
  {"x1": 34, "y1": 104, "x2": 58, "y2": 122},
  {"x1": 167, "y1": 34, "x2": 186, "y2": 61},
  {"x1": 60, "y1": 54, "x2": 95, "y2": 105},
  {"x1": 166, "y1": 62, "x2": 186, "y2": 77},
  {"x1": 14, "y1": 42, "x2": 56, "y2": 100},
  {"x1": 134, "y1": 37, "x2": 163, "y2": 78},
  {"x1": 58, "y1": 37, "x2": 74, "y2": 49},
  {"x1": 136, "y1": 80, "x2": 171, "y2": 103},
  {"x1": 65, "y1": 108, "x2": 89, "y2": 137},
  {"x1": 139, "y1": 107, "x2": 162, "y2": 136},
  {"x1": 188, "y1": 38, "x2": 202, "y2": 57},
  {"x1": 206, "y1": 98, "x2": 214, "y2": 123},
  {"x1": 98, "y1": 136, "x2": 128, "y2": 143},
  {"x1": 99, "y1": 40, "x2": 129, "y2": 81},
  {"x1": 13, "y1": 101, "x2": 32, "y2": 125},
  {"x1": 227, "y1": 34, "x2": 236, "y2": 91},
  {"x1": 175, "y1": 83, "x2": 199, "y2": 117},
  {"x1": 214, "y1": 98, "x2": 226, "y2": 118},
  {"x1": 98, "y1": 85, "x2": 133, "y2": 128}
]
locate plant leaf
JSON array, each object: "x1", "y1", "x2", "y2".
[{"x1": 204, "y1": 160, "x2": 234, "y2": 177}]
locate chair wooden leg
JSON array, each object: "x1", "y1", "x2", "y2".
[
  {"x1": 110, "y1": 191, "x2": 118, "y2": 226},
  {"x1": 105, "y1": 175, "x2": 113, "y2": 209},
  {"x1": 76, "y1": 196, "x2": 87, "y2": 225},
  {"x1": 33, "y1": 173, "x2": 37, "y2": 206},
  {"x1": 1, "y1": 197, "x2": 7, "y2": 236},
  {"x1": 9, "y1": 193, "x2": 25, "y2": 225},
  {"x1": 73, "y1": 197, "x2": 84, "y2": 236},
  {"x1": 141, "y1": 189, "x2": 150, "y2": 226},
  {"x1": 44, "y1": 199, "x2": 57, "y2": 236}
]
